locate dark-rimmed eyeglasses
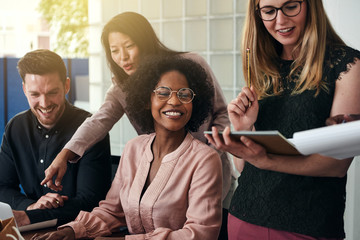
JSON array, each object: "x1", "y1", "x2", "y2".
[
  {"x1": 257, "y1": 1, "x2": 303, "y2": 21},
  {"x1": 153, "y1": 86, "x2": 195, "y2": 104}
]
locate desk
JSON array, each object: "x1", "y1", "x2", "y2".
[
  {"x1": 21, "y1": 227, "x2": 126, "y2": 240},
  {"x1": 22, "y1": 227, "x2": 56, "y2": 240}
]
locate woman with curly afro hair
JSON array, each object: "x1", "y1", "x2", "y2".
[
  {"x1": 125, "y1": 55, "x2": 214, "y2": 134},
  {"x1": 38, "y1": 55, "x2": 223, "y2": 240}
]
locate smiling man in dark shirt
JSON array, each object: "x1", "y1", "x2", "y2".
[{"x1": 0, "y1": 49, "x2": 112, "y2": 227}]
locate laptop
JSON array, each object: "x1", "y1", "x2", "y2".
[{"x1": 0, "y1": 202, "x2": 57, "y2": 232}]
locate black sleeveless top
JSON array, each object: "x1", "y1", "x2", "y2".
[{"x1": 229, "y1": 45, "x2": 360, "y2": 238}]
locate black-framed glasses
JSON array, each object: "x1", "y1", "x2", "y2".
[
  {"x1": 153, "y1": 86, "x2": 195, "y2": 104},
  {"x1": 257, "y1": 1, "x2": 303, "y2": 21}
]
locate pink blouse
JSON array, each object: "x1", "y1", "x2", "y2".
[{"x1": 61, "y1": 133, "x2": 223, "y2": 239}]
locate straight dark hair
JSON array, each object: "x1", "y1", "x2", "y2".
[{"x1": 101, "y1": 12, "x2": 184, "y2": 86}]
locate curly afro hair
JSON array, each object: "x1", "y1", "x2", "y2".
[{"x1": 125, "y1": 55, "x2": 214, "y2": 133}]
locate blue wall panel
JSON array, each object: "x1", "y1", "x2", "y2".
[
  {"x1": 0, "y1": 58, "x2": 5, "y2": 137},
  {"x1": 7, "y1": 58, "x2": 28, "y2": 122}
]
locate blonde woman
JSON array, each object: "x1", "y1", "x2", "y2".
[{"x1": 206, "y1": 0, "x2": 360, "y2": 239}]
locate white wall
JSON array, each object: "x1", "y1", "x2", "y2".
[
  {"x1": 324, "y1": 2, "x2": 360, "y2": 239},
  {"x1": 323, "y1": 1, "x2": 360, "y2": 49}
]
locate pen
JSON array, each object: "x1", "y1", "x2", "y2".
[
  {"x1": 246, "y1": 48, "x2": 252, "y2": 107},
  {"x1": 246, "y1": 48, "x2": 251, "y2": 88}
]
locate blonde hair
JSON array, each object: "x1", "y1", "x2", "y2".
[{"x1": 243, "y1": 0, "x2": 345, "y2": 98}]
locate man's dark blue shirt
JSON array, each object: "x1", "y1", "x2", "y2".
[{"x1": 0, "y1": 101, "x2": 112, "y2": 225}]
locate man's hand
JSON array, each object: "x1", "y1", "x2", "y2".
[
  {"x1": 41, "y1": 149, "x2": 78, "y2": 191},
  {"x1": 26, "y1": 193, "x2": 69, "y2": 210}
]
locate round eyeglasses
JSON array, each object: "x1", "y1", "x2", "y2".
[
  {"x1": 153, "y1": 86, "x2": 195, "y2": 104},
  {"x1": 257, "y1": 1, "x2": 303, "y2": 21}
]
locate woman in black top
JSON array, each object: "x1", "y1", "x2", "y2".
[{"x1": 206, "y1": 0, "x2": 360, "y2": 239}]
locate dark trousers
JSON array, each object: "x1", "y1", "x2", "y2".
[{"x1": 218, "y1": 208, "x2": 228, "y2": 240}]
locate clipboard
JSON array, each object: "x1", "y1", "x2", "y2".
[{"x1": 204, "y1": 130, "x2": 301, "y2": 156}]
